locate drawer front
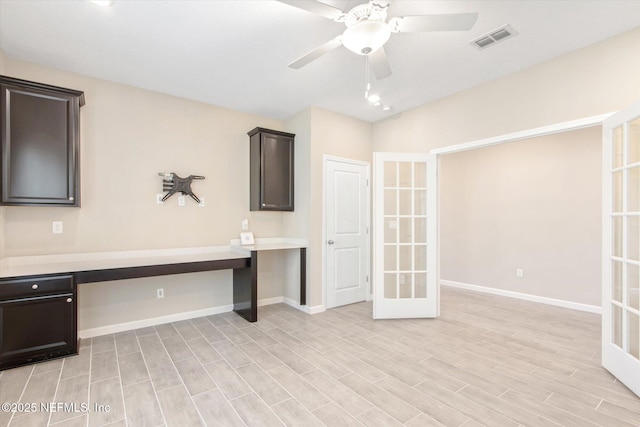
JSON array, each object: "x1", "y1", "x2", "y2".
[{"x1": 0, "y1": 275, "x2": 74, "y2": 301}]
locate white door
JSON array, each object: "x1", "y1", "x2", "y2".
[
  {"x1": 603, "y1": 100, "x2": 640, "y2": 397},
  {"x1": 373, "y1": 153, "x2": 438, "y2": 319},
  {"x1": 324, "y1": 157, "x2": 370, "y2": 308}
]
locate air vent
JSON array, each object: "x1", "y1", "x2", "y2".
[{"x1": 470, "y1": 25, "x2": 517, "y2": 50}]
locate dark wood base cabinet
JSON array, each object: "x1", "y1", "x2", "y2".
[{"x1": 0, "y1": 275, "x2": 77, "y2": 370}]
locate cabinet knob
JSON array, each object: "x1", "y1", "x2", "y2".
[
  {"x1": 31, "y1": 284, "x2": 39, "y2": 290},
  {"x1": 66, "y1": 298, "x2": 73, "y2": 303}
]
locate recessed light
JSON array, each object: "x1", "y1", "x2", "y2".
[
  {"x1": 367, "y1": 94, "x2": 381, "y2": 104},
  {"x1": 91, "y1": 0, "x2": 114, "y2": 6},
  {"x1": 382, "y1": 105, "x2": 392, "y2": 112}
]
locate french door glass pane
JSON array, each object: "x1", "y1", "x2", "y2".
[
  {"x1": 399, "y1": 162, "x2": 412, "y2": 187},
  {"x1": 628, "y1": 216, "x2": 640, "y2": 261},
  {"x1": 629, "y1": 167, "x2": 640, "y2": 212},
  {"x1": 399, "y1": 218, "x2": 412, "y2": 243},
  {"x1": 613, "y1": 171, "x2": 623, "y2": 213},
  {"x1": 399, "y1": 246, "x2": 412, "y2": 270},
  {"x1": 414, "y1": 190, "x2": 427, "y2": 215},
  {"x1": 385, "y1": 219, "x2": 397, "y2": 243},
  {"x1": 414, "y1": 245, "x2": 427, "y2": 271},
  {"x1": 399, "y1": 190, "x2": 412, "y2": 215},
  {"x1": 614, "y1": 126, "x2": 624, "y2": 168},
  {"x1": 628, "y1": 312, "x2": 639, "y2": 360},
  {"x1": 415, "y1": 273, "x2": 427, "y2": 298},
  {"x1": 384, "y1": 274, "x2": 397, "y2": 298},
  {"x1": 399, "y1": 274, "x2": 412, "y2": 298},
  {"x1": 384, "y1": 246, "x2": 397, "y2": 271},
  {"x1": 613, "y1": 261, "x2": 623, "y2": 302},
  {"x1": 415, "y1": 218, "x2": 427, "y2": 244},
  {"x1": 628, "y1": 118, "x2": 640, "y2": 165},
  {"x1": 414, "y1": 162, "x2": 427, "y2": 188},
  {"x1": 613, "y1": 216, "x2": 623, "y2": 257},
  {"x1": 384, "y1": 190, "x2": 396, "y2": 215},
  {"x1": 384, "y1": 162, "x2": 396, "y2": 186},
  {"x1": 628, "y1": 263, "x2": 639, "y2": 310},
  {"x1": 613, "y1": 304, "x2": 623, "y2": 347}
]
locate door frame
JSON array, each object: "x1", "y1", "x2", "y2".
[{"x1": 322, "y1": 155, "x2": 371, "y2": 309}]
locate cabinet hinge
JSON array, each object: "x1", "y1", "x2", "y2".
[{"x1": 366, "y1": 275, "x2": 369, "y2": 283}]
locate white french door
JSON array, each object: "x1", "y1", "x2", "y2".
[
  {"x1": 603, "y1": 100, "x2": 640, "y2": 397},
  {"x1": 373, "y1": 152, "x2": 438, "y2": 319}
]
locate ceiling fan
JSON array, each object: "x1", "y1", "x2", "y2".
[{"x1": 279, "y1": 0, "x2": 478, "y2": 79}]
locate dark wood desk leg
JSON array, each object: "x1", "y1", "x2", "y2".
[
  {"x1": 300, "y1": 247, "x2": 306, "y2": 306},
  {"x1": 232, "y1": 251, "x2": 258, "y2": 322}
]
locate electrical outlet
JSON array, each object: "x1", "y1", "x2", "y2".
[
  {"x1": 516, "y1": 268, "x2": 524, "y2": 278},
  {"x1": 157, "y1": 288, "x2": 164, "y2": 299},
  {"x1": 52, "y1": 221, "x2": 63, "y2": 234}
]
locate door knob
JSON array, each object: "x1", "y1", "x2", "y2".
[{"x1": 327, "y1": 240, "x2": 335, "y2": 245}]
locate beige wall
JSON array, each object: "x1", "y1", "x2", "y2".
[
  {"x1": 371, "y1": 28, "x2": 640, "y2": 307},
  {"x1": 1, "y1": 57, "x2": 288, "y2": 332},
  {"x1": 440, "y1": 127, "x2": 602, "y2": 306},
  {"x1": 1, "y1": 56, "x2": 371, "y2": 329},
  {"x1": 373, "y1": 28, "x2": 640, "y2": 153},
  {"x1": 285, "y1": 108, "x2": 372, "y2": 307}
]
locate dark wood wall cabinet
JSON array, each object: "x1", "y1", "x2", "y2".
[
  {"x1": 0, "y1": 75, "x2": 84, "y2": 207},
  {"x1": 248, "y1": 127, "x2": 295, "y2": 211},
  {"x1": 0, "y1": 274, "x2": 77, "y2": 370}
]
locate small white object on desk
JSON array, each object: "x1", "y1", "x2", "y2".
[{"x1": 240, "y1": 232, "x2": 255, "y2": 246}]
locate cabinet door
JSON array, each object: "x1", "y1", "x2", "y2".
[
  {"x1": 0, "y1": 293, "x2": 77, "y2": 369},
  {"x1": 0, "y1": 83, "x2": 80, "y2": 206},
  {"x1": 260, "y1": 133, "x2": 294, "y2": 211}
]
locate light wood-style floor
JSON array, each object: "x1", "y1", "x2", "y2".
[{"x1": 0, "y1": 286, "x2": 639, "y2": 427}]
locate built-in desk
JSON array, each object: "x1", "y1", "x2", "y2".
[{"x1": 0, "y1": 240, "x2": 307, "y2": 370}]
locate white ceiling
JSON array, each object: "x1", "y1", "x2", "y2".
[{"x1": 1, "y1": 0, "x2": 639, "y2": 122}]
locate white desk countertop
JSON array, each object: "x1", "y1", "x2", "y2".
[{"x1": 0, "y1": 238, "x2": 308, "y2": 279}]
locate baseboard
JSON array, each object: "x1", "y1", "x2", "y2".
[
  {"x1": 79, "y1": 304, "x2": 234, "y2": 339},
  {"x1": 258, "y1": 296, "x2": 284, "y2": 306},
  {"x1": 283, "y1": 297, "x2": 325, "y2": 315},
  {"x1": 79, "y1": 295, "x2": 322, "y2": 338},
  {"x1": 441, "y1": 280, "x2": 602, "y2": 314}
]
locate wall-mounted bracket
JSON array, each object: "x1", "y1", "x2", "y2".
[{"x1": 158, "y1": 172, "x2": 205, "y2": 203}]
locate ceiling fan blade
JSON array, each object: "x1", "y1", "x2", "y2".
[
  {"x1": 288, "y1": 36, "x2": 343, "y2": 69},
  {"x1": 277, "y1": 0, "x2": 346, "y2": 21},
  {"x1": 369, "y1": 47, "x2": 392, "y2": 80},
  {"x1": 389, "y1": 13, "x2": 479, "y2": 33}
]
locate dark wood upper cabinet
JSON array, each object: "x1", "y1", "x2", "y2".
[
  {"x1": 248, "y1": 127, "x2": 295, "y2": 211},
  {"x1": 0, "y1": 75, "x2": 84, "y2": 207}
]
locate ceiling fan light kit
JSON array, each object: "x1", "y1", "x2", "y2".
[
  {"x1": 280, "y1": 0, "x2": 478, "y2": 111},
  {"x1": 342, "y1": 20, "x2": 391, "y2": 55}
]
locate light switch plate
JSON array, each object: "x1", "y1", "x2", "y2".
[{"x1": 52, "y1": 221, "x2": 63, "y2": 234}]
